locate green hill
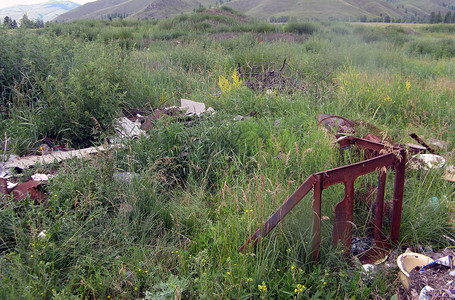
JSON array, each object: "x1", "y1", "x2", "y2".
[
  {"x1": 225, "y1": 0, "x2": 403, "y2": 20},
  {"x1": 54, "y1": 0, "x2": 217, "y2": 21},
  {"x1": 54, "y1": 0, "x2": 455, "y2": 22}
]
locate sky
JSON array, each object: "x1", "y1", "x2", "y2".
[{"x1": 0, "y1": 0, "x2": 93, "y2": 10}]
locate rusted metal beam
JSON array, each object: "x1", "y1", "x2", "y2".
[
  {"x1": 390, "y1": 150, "x2": 406, "y2": 243},
  {"x1": 239, "y1": 175, "x2": 317, "y2": 253},
  {"x1": 374, "y1": 171, "x2": 387, "y2": 241},
  {"x1": 312, "y1": 175, "x2": 323, "y2": 261}
]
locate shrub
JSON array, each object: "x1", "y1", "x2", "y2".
[
  {"x1": 353, "y1": 25, "x2": 385, "y2": 43},
  {"x1": 38, "y1": 42, "x2": 128, "y2": 146},
  {"x1": 284, "y1": 21, "x2": 319, "y2": 35}
]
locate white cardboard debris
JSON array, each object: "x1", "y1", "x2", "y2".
[
  {"x1": 4, "y1": 145, "x2": 111, "y2": 170},
  {"x1": 180, "y1": 99, "x2": 214, "y2": 116},
  {"x1": 31, "y1": 174, "x2": 50, "y2": 181},
  {"x1": 115, "y1": 117, "x2": 145, "y2": 138},
  {"x1": 7, "y1": 181, "x2": 18, "y2": 190}
]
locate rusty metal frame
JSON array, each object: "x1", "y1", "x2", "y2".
[{"x1": 239, "y1": 136, "x2": 407, "y2": 263}]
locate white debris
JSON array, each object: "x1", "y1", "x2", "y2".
[
  {"x1": 419, "y1": 285, "x2": 434, "y2": 300},
  {"x1": 404, "y1": 143, "x2": 427, "y2": 152},
  {"x1": 7, "y1": 181, "x2": 18, "y2": 190},
  {"x1": 362, "y1": 264, "x2": 376, "y2": 273},
  {"x1": 180, "y1": 99, "x2": 214, "y2": 116},
  {"x1": 38, "y1": 230, "x2": 47, "y2": 239},
  {"x1": 0, "y1": 164, "x2": 11, "y2": 179},
  {"x1": 4, "y1": 145, "x2": 112, "y2": 170},
  {"x1": 31, "y1": 174, "x2": 50, "y2": 181},
  {"x1": 115, "y1": 117, "x2": 145, "y2": 138},
  {"x1": 442, "y1": 165, "x2": 455, "y2": 182},
  {"x1": 409, "y1": 154, "x2": 446, "y2": 170}
]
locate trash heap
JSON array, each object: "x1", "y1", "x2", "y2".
[
  {"x1": 398, "y1": 248, "x2": 455, "y2": 299},
  {"x1": 0, "y1": 99, "x2": 214, "y2": 205}
]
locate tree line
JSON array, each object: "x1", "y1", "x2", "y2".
[
  {"x1": 1, "y1": 14, "x2": 44, "y2": 29},
  {"x1": 429, "y1": 11, "x2": 455, "y2": 24}
]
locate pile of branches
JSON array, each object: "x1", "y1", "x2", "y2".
[{"x1": 237, "y1": 59, "x2": 306, "y2": 94}]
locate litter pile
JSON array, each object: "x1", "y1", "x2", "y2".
[
  {"x1": 0, "y1": 99, "x2": 214, "y2": 205},
  {"x1": 398, "y1": 248, "x2": 455, "y2": 299},
  {"x1": 237, "y1": 59, "x2": 306, "y2": 94}
]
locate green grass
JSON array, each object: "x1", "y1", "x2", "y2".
[{"x1": 1, "y1": 11, "x2": 454, "y2": 299}]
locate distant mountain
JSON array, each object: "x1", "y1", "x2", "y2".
[
  {"x1": 53, "y1": 0, "x2": 455, "y2": 22},
  {"x1": 0, "y1": 0, "x2": 80, "y2": 23},
  {"x1": 54, "y1": 0, "x2": 216, "y2": 21}
]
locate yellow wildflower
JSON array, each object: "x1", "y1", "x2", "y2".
[{"x1": 405, "y1": 80, "x2": 411, "y2": 91}]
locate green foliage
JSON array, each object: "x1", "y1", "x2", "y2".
[
  {"x1": 39, "y1": 42, "x2": 127, "y2": 145},
  {"x1": 408, "y1": 37, "x2": 455, "y2": 58},
  {"x1": 353, "y1": 25, "x2": 385, "y2": 43},
  {"x1": 420, "y1": 24, "x2": 455, "y2": 33},
  {"x1": 284, "y1": 21, "x2": 319, "y2": 35}
]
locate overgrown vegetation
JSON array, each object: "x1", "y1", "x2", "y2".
[{"x1": 1, "y1": 8, "x2": 454, "y2": 299}]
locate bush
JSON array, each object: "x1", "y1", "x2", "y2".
[
  {"x1": 284, "y1": 21, "x2": 319, "y2": 35},
  {"x1": 353, "y1": 25, "x2": 385, "y2": 43},
  {"x1": 38, "y1": 42, "x2": 128, "y2": 146},
  {"x1": 408, "y1": 37, "x2": 455, "y2": 58}
]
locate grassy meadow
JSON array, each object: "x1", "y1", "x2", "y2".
[{"x1": 1, "y1": 8, "x2": 455, "y2": 299}]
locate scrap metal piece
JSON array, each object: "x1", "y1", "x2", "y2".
[
  {"x1": 410, "y1": 133, "x2": 439, "y2": 155},
  {"x1": 1, "y1": 178, "x2": 48, "y2": 204},
  {"x1": 239, "y1": 136, "x2": 407, "y2": 264},
  {"x1": 317, "y1": 114, "x2": 356, "y2": 134},
  {"x1": 238, "y1": 175, "x2": 317, "y2": 253},
  {"x1": 10, "y1": 180, "x2": 49, "y2": 204}
]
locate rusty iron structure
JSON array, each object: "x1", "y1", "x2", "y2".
[{"x1": 239, "y1": 136, "x2": 412, "y2": 263}]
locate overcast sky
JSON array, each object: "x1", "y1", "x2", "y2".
[{"x1": 0, "y1": 0, "x2": 93, "y2": 10}]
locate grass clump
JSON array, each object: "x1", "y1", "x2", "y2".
[{"x1": 284, "y1": 21, "x2": 319, "y2": 35}]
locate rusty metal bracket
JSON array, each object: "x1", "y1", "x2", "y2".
[{"x1": 239, "y1": 136, "x2": 407, "y2": 264}]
